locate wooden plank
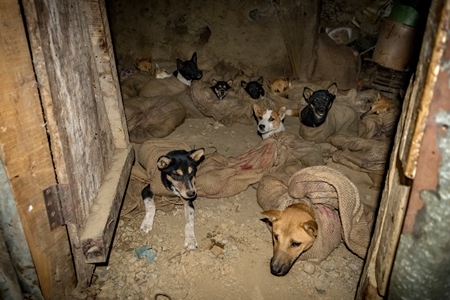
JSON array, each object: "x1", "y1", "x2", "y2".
[
  {"x1": 22, "y1": 0, "x2": 133, "y2": 286},
  {"x1": 355, "y1": 80, "x2": 411, "y2": 299},
  {"x1": 80, "y1": 146, "x2": 134, "y2": 263},
  {"x1": 23, "y1": 0, "x2": 115, "y2": 224},
  {"x1": 83, "y1": 0, "x2": 130, "y2": 148},
  {"x1": 399, "y1": 0, "x2": 445, "y2": 179},
  {"x1": 0, "y1": 0, "x2": 76, "y2": 298}
]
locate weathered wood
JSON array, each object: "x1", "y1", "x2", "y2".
[
  {"x1": 388, "y1": 4, "x2": 450, "y2": 296},
  {"x1": 22, "y1": 0, "x2": 133, "y2": 287},
  {"x1": 82, "y1": 0, "x2": 130, "y2": 148},
  {"x1": 0, "y1": 0, "x2": 76, "y2": 298},
  {"x1": 80, "y1": 147, "x2": 134, "y2": 263},
  {"x1": 399, "y1": 0, "x2": 445, "y2": 179},
  {"x1": 356, "y1": 0, "x2": 446, "y2": 297}
]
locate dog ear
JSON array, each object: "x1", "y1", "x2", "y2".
[
  {"x1": 191, "y1": 52, "x2": 198, "y2": 64},
  {"x1": 278, "y1": 107, "x2": 286, "y2": 120},
  {"x1": 302, "y1": 220, "x2": 318, "y2": 237},
  {"x1": 226, "y1": 79, "x2": 233, "y2": 87},
  {"x1": 241, "y1": 81, "x2": 248, "y2": 89},
  {"x1": 211, "y1": 79, "x2": 218, "y2": 86},
  {"x1": 176, "y1": 58, "x2": 184, "y2": 70},
  {"x1": 327, "y1": 83, "x2": 338, "y2": 96},
  {"x1": 253, "y1": 103, "x2": 261, "y2": 115},
  {"x1": 189, "y1": 148, "x2": 205, "y2": 164},
  {"x1": 303, "y1": 87, "x2": 314, "y2": 101},
  {"x1": 261, "y1": 210, "x2": 281, "y2": 222},
  {"x1": 257, "y1": 76, "x2": 264, "y2": 85},
  {"x1": 157, "y1": 156, "x2": 172, "y2": 170}
]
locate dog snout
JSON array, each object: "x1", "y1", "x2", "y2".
[
  {"x1": 318, "y1": 107, "x2": 326, "y2": 115},
  {"x1": 270, "y1": 257, "x2": 291, "y2": 277},
  {"x1": 258, "y1": 124, "x2": 265, "y2": 131}
]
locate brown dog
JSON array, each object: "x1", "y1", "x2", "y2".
[
  {"x1": 262, "y1": 202, "x2": 318, "y2": 276},
  {"x1": 134, "y1": 58, "x2": 153, "y2": 73},
  {"x1": 360, "y1": 93, "x2": 398, "y2": 119},
  {"x1": 268, "y1": 77, "x2": 291, "y2": 98}
]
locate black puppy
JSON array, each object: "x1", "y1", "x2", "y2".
[
  {"x1": 173, "y1": 52, "x2": 203, "y2": 85},
  {"x1": 241, "y1": 76, "x2": 265, "y2": 99},
  {"x1": 300, "y1": 83, "x2": 338, "y2": 127},
  {"x1": 211, "y1": 79, "x2": 233, "y2": 100},
  {"x1": 140, "y1": 148, "x2": 205, "y2": 251}
]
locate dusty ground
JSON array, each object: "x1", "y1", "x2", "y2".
[
  {"x1": 83, "y1": 1, "x2": 383, "y2": 299},
  {"x1": 85, "y1": 117, "x2": 380, "y2": 300}
]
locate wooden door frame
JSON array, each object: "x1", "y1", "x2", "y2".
[
  {"x1": 0, "y1": 0, "x2": 76, "y2": 298},
  {"x1": 356, "y1": 0, "x2": 447, "y2": 298},
  {"x1": 21, "y1": 0, "x2": 134, "y2": 289}
]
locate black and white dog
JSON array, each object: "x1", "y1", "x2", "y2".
[
  {"x1": 300, "y1": 83, "x2": 338, "y2": 127},
  {"x1": 140, "y1": 149, "x2": 205, "y2": 251},
  {"x1": 173, "y1": 52, "x2": 203, "y2": 86},
  {"x1": 138, "y1": 52, "x2": 203, "y2": 98}
]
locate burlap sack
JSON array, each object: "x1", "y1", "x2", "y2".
[
  {"x1": 190, "y1": 80, "x2": 254, "y2": 126},
  {"x1": 298, "y1": 102, "x2": 361, "y2": 143},
  {"x1": 123, "y1": 96, "x2": 186, "y2": 143},
  {"x1": 258, "y1": 165, "x2": 373, "y2": 261},
  {"x1": 139, "y1": 76, "x2": 190, "y2": 98},
  {"x1": 360, "y1": 109, "x2": 400, "y2": 139},
  {"x1": 330, "y1": 135, "x2": 392, "y2": 175},
  {"x1": 120, "y1": 73, "x2": 154, "y2": 100},
  {"x1": 196, "y1": 132, "x2": 324, "y2": 198}
]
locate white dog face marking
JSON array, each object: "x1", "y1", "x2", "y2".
[{"x1": 253, "y1": 104, "x2": 286, "y2": 139}]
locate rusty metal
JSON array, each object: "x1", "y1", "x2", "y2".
[{"x1": 43, "y1": 183, "x2": 75, "y2": 230}]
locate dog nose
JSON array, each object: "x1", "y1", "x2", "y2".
[
  {"x1": 259, "y1": 124, "x2": 265, "y2": 130},
  {"x1": 186, "y1": 190, "x2": 197, "y2": 199},
  {"x1": 270, "y1": 263, "x2": 288, "y2": 277}
]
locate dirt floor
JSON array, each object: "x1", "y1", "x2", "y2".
[
  {"x1": 83, "y1": 0, "x2": 386, "y2": 299},
  {"x1": 85, "y1": 116, "x2": 380, "y2": 300}
]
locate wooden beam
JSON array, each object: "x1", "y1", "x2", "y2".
[{"x1": 80, "y1": 147, "x2": 134, "y2": 263}]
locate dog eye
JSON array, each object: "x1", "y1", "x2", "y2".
[
  {"x1": 269, "y1": 117, "x2": 274, "y2": 121},
  {"x1": 273, "y1": 234, "x2": 279, "y2": 242},
  {"x1": 171, "y1": 172, "x2": 182, "y2": 180},
  {"x1": 291, "y1": 241, "x2": 301, "y2": 248},
  {"x1": 283, "y1": 87, "x2": 288, "y2": 91}
]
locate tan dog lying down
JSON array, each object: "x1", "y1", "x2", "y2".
[
  {"x1": 262, "y1": 202, "x2": 320, "y2": 276},
  {"x1": 258, "y1": 165, "x2": 373, "y2": 275}
]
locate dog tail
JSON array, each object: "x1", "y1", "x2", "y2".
[
  {"x1": 286, "y1": 108, "x2": 299, "y2": 117},
  {"x1": 141, "y1": 184, "x2": 154, "y2": 200}
]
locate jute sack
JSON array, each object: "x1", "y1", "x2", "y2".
[
  {"x1": 123, "y1": 96, "x2": 186, "y2": 143},
  {"x1": 196, "y1": 132, "x2": 324, "y2": 198},
  {"x1": 257, "y1": 165, "x2": 373, "y2": 261}
]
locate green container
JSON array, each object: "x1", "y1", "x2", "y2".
[{"x1": 389, "y1": 2, "x2": 420, "y2": 27}]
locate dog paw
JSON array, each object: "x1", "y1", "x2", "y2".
[
  {"x1": 184, "y1": 236, "x2": 198, "y2": 251},
  {"x1": 140, "y1": 220, "x2": 153, "y2": 234}
]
